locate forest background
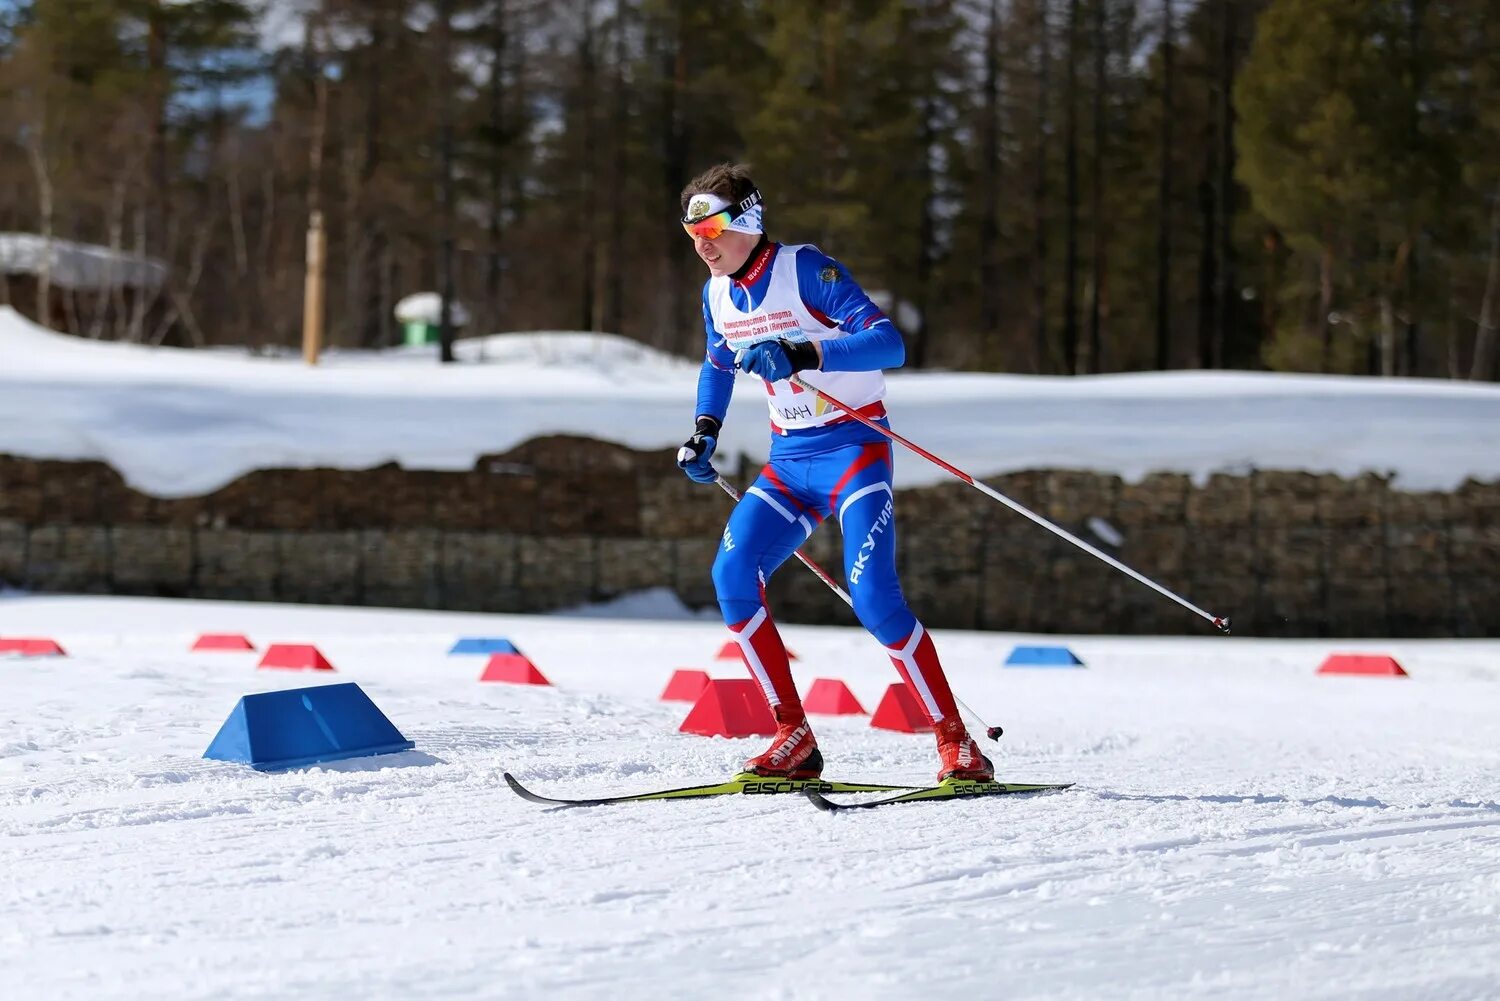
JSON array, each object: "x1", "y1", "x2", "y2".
[{"x1": 0, "y1": 0, "x2": 1496, "y2": 380}]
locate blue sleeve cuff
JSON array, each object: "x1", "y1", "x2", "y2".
[{"x1": 817, "y1": 319, "x2": 905, "y2": 372}]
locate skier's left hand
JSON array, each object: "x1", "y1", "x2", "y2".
[
  {"x1": 676, "y1": 416, "x2": 721, "y2": 484},
  {"x1": 735, "y1": 338, "x2": 820, "y2": 382}
]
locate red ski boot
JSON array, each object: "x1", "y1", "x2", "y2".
[
  {"x1": 745, "y1": 705, "x2": 823, "y2": 779},
  {"x1": 934, "y1": 717, "x2": 994, "y2": 782}
]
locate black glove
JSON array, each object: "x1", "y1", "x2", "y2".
[{"x1": 675, "y1": 416, "x2": 722, "y2": 483}]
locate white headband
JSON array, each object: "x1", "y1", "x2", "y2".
[{"x1": 683, "y1": 190, "x2": 764, "y2": 235}]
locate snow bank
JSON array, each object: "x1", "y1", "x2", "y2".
[{"x1": 3, "y1": 306, "x2": 1499, "y2": 497}]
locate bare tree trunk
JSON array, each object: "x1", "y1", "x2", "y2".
[
  {"x1": 359, "y1": 4, "x2": 388, "y2": 348},
  {"x1": 910, "y1": 97, "x2": 937, "y2": 369},
  {"x1": 1381, "y1": 238, "x2": 1412, "y2": 376},
  {"x1": 1318, "y1": 237, "x2": 1334, "y2": 373},
  {"x1": 603, "y1": 0, "x2": 627, "y2": 337},
  {"x1": 1404, "y1": 241, "x2": 1420, "y2": 376},
  {"x1": 93, "y1": 176, "x2": 129, "y2": 340},
  {"x1": 978, "y1": 0, "x2": 1002, "y2": 351},
  {"x1": 152, "y1": 215, "x2": 212, "y2": 347},
  {"x1": 437, "y1": 0, "x2": 457, "y2": 363},
  {"x1": 129, "y1": 201, "x2": 148, "y2": 342},
  {"x1": 819, "y1": 11, "x2": 840, "y2": 249},
  {"x1": 1212, "y1": 0, "x2": 1236, "y2": 369},
  {"x1": 111, "y1": 187, "x2": 132, "y2": 338},
  {"x1": 1262, "y1": 228, "x2": 1282, "y2": 352},
  {"x1": 381, "y1": 246, "x2": 397, "y2": 353},
  {"x1": 1086, "y1": 0, "x2": 1106, "y2": 374},
  {"x1": 1153, "y1": 0, "x2": 1175, "y2": 370},
  {"x1": 663, "y1": 0, "x2": 691, "y2": 353},
  {"x1": 578, "y1": 2, "x2": 598, "y2": 332},
  {"x1": 339, "y1": 115, "x2": 362, "y2": 351},
  {"x1": 226, "y1": 136, "x2": 252, "y2": 344},
  {"x1": 1032, "y1": 0, "x2": 1051, "y2": 374},
  {"x1": 1402, "y1": 0, "x2": 1425, "y2": 376},
  {"x1": 62, "y1": 288, "x2": 79, "y2": 335},
  {"x1": 255, "y1": 167, "x2": 276, "y2": 349},
  {"x1": 508, "y1": 9, "x2": 529, "y2": 232},
  {"x1": 486, "y1": 0, "x2": 508, "y2": 331},
  {"x1": 1195, "y1": 164, "x2": 1215, "y2": 368},
  {"x1": 22, "y1": 132, "x2": 54, "y2": 328},
  {"x1": 1062, "y1": 0, "x2": 1079, "y2": 375},
  {"x1": 1446, "y1": 278, "x2": 1460, "y2": 379},
  {"x1": 227, "y1": 142, "x2": 249, "y2": 276},
  {"x1": 1378, "y1": 294, "x2": 1397, "y2": 377},
  {"x1": 1470, "y1": 189, "x2": 1500, "y2": 381},
  {"x1": 147, "y1": 0, "x2": 170, "y2": 261}
]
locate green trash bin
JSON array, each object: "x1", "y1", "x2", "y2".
[{"x1": 403, "y1": 321, "x2": 439, "y2": 346}]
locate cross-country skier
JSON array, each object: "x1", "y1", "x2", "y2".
[{"x1": 674, "y1": 162, "x2": 993, "y2": 784}]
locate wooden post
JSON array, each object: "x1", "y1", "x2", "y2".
[
  {"x1": 302, "y1": 14, "x2": 329, "y2": 366},
  {"x1": 303, "y1": 210, "x2": 326, "y2": 365}
]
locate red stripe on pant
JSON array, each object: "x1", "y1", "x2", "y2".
[
  {"x1": 729, "y1": 607, "x2": 800, "y2": 710},
  {"x1": 886, "y1": 623, "x2": 958, "y2": 723},
  {"x1": 827, "y1": 442, "x2": 889, "y2": 513}
]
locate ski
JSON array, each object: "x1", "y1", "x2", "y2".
[
  {"x1": 805, "y1": 778, "x2": 1074, "y2": 812},
  {"x1": 502, "y1": 771, "x2": 917, "y2": 808}
]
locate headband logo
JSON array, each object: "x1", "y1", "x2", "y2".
[{"x1": 687, "y1": 197, "x2": 714, "y2": 222}]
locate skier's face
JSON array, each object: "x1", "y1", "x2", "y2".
[{"x1": 693, "y1": 229, "x2": 759, "y2": 278}]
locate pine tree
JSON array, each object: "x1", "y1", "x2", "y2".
[{"x1": 1236, "y1": 0, "x2": 1458, "y2": 375}]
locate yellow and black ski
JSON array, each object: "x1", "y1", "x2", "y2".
[
  {"x1": 805, "y1": 778, "x2": 1074, "y2": 812},
  {"x1": 503, "y1": 771, "x2": 916, "y2": 808}
]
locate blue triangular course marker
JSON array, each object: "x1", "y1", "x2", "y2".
[
  {"x1": 448, "y1": 637, "x2": 520, "y2": 655},
  {"x1": 204, "y1": 682, "x2": 415, "y2": 771},
  {"x1": 1004, "y1": 645, "x2": 1085, "y2": 668}
]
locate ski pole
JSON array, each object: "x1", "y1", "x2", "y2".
[
  {"x1": 788, "y1": 375, "x2": 1232, "y2": 634},
  {"x1": 714, "y1": 473, "x2": 1004, "y2": 742}
]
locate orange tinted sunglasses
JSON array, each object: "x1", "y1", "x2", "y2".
[{"x1": 681, "y1": 189, "x2": 762, "y2": 240}]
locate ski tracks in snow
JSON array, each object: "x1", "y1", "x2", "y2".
[{"x1": 1, "y1": 613, "x2": 1499, "y2": 999}]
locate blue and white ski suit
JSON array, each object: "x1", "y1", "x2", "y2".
[{"x1": 693, "y1": 240, "x2": 958, "y2": 722}]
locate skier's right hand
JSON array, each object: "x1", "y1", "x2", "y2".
[{"x1": 676, "y1": 416, "x2": 721, "y2": 483}]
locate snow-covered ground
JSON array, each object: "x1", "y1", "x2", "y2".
[
  {"x1": 5, "y1": 306, "x2": 1500, "y2": 496},
  {"x1": 3, "y1": 593, "x2": 1497, "y2": 1000}
]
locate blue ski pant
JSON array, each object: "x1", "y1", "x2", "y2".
[{"x1": 712, "y1": 441, "x2": 917, "y2": 647}]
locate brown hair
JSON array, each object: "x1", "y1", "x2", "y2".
[{"x1": 680, "y1": 162, "x2": 757, "y2": 213}]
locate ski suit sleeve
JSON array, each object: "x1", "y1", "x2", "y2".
[
  {"x1": 795, "y1": 247, "x2": 906, "y2": 373},
  {"x1": 695, "y1": 282, "x2": 736, "y2": 423}
]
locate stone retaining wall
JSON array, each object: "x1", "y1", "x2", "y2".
[{"x1": 1, "y1": 440, "x2": 1496, "y2": 637}]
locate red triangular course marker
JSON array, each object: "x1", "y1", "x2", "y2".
[
  {"x1": 714, "y1": 640, "x2": 798, "y2": 662},
  {"x1": 1317, "y1": 653, "x2": 1408, "y2": 677},
  {"x1": 869, "y1": 683, "x2": 933, "y2": 733},
  {"x1": 192, "y1": 633, "x2": 256, "y2": 652},
  {"x1": 803, "y1": 678, "x2": 867, "y2": 716},
  {"x1": 660, "y1": 669, "x2": 712, "y2": 702},
  {"x1": 679, "y1": 678, "x2": 777, "y2": 737},
  {"x1": 257, "y1": 644, "x2": 335, "y2": 671},
  {"x1": 0, "y1": 637, "x2": 66, "y2": 657},
  {"x1": 480, "y1": 653, "x2": 550, "y2": 685}
]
